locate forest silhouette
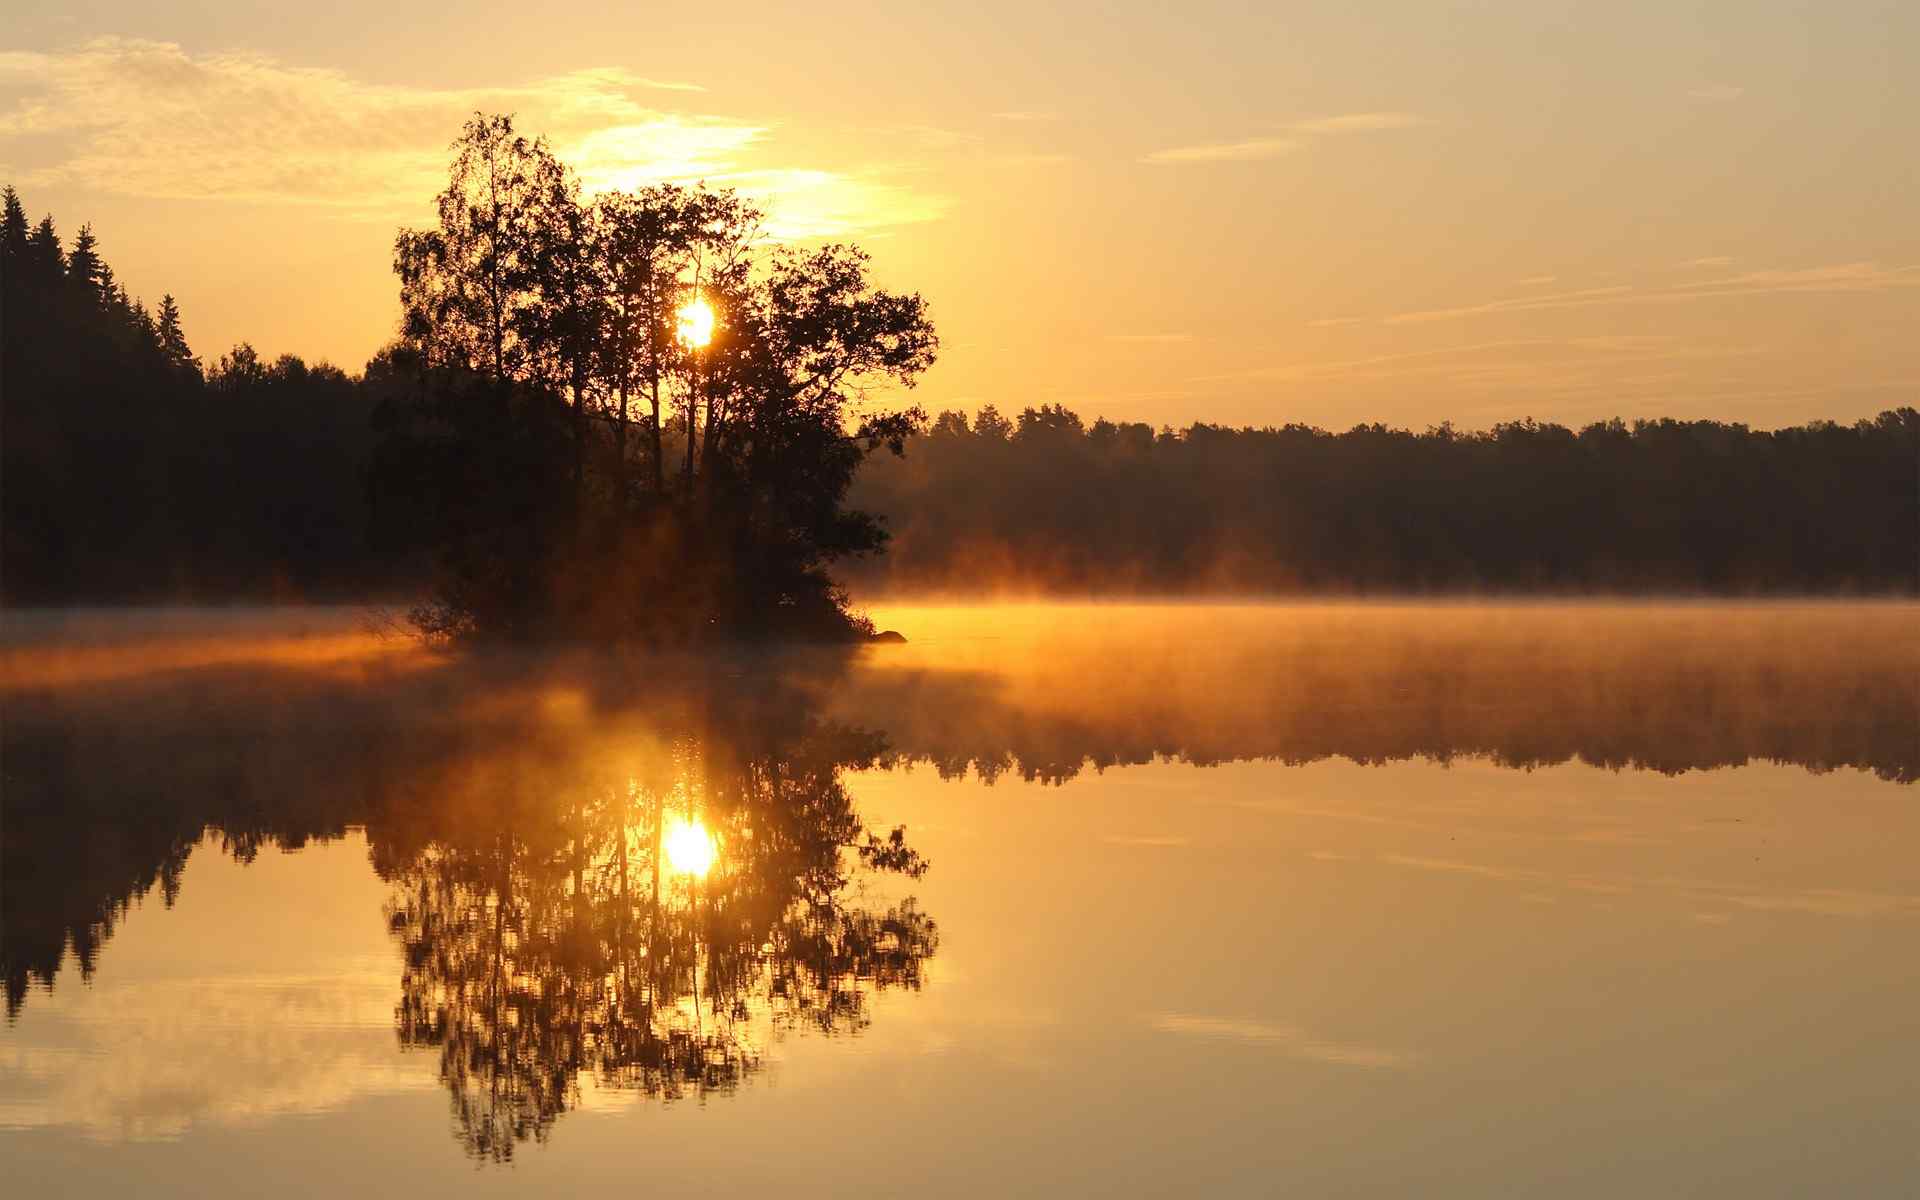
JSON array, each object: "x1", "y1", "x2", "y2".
[
  {"x1": 850, "y1": 403, "x2": 1919, "y2": 594},
  {"x1": 5, "y1": 122, "x2": 1916, "y2": 620},
  {"x1": 4, "y1": 112, "x2": 939, "y2": 642}
]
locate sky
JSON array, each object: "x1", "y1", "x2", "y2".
[{"x1": 2, "y1": 0, "x2": 1914, "y2": 431}]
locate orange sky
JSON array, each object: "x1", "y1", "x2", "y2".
[{"x1": 3, "y1": 2, "x2": 1915, "y2": 430}]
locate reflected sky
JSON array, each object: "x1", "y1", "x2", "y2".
[{"x1": 2, "y1": 603, "x2": 1916, "y2": 1196}]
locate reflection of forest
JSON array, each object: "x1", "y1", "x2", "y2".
[
  {"x1": 1, "y1": 662, "x2": 937, "y2": 1157},
  {"x1": 823, "y1": 605, "x2": 1920, "y2": 785},
  {"x1": 6, "y1": 606, "x2": 1915, "y2": 1081}
]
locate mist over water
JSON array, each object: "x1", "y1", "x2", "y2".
[{"x1": 3, "y1": 601, "x2": 1916, "y2": 1197}]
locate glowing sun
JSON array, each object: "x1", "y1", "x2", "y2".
[{"x1": 676, "y1": 296, "x2": 715, "y2": 347}]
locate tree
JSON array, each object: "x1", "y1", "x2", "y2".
[
  {"x1": 66, "y1": 223, "x2": 104, "y2": 306},
  {"x1": 394, "y1": 113, "x2": 560, "y2": 383},
  {"x1": 522, "y1": 154, "x2": 604, "y2": 487},
  {"x1": 24, "y1": 214, "x2": 63, "y2": 285},
  {"x1": 156, "y1": 294, "x2": 199, "y2": 375},
  {"x1": 595, "y1": 185, "x2": 718, "y2": 491},
  {"x1": 1, "y1": 187, "x2": 27, "y2": 262},
  {"x1": 378, "y1": 114, "x2": 938, "y2": 644}
]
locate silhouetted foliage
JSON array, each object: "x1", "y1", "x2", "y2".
[
  {"x1": 5, "y1": 170, "x2": 1912, "y2": 608},
  {"x1": 1, "y1": 184, "x2": 389, "y2": 602},
  {"x1": 850, "y1": 404, "x2": 1920, "y2": 594},
  {"x1": 372, "y1": 114, "x2": 937, "y2": 643}
]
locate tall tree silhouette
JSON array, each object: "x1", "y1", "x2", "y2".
[
  {"x1": 375, "y1": 113, "x2": 937, "y2": 643},
  {"x1": 154, "y1": 294, "x2": 198, "y2": 376}
]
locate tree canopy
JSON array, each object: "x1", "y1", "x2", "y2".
[
  {"x1": 375, "y1": 114, "x2": 938, "y2": 643},
  {"x1": 3, "y1": 167, "x2": 1912, "y2": 611}
]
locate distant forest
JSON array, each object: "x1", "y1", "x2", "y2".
[
  {"x1": 4, "y1": 184, "x2": 1916, "y2": 603},
  {"x1": 850, "y1": 404, "x2": 1920, "y2": 593}
]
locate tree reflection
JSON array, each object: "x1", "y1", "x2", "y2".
[
  {"x1": 376, "y1": 718, "x2": 936, "y2": 1159},
  {"x1": 7, "y1": 605, "x2": 1915, "y2": 1024}
]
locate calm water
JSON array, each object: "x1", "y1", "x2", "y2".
[{"x1": 3, "y1": 602, "x2": 1916, "y2": 1197}]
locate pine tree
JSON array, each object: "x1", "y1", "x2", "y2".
[
  {"x1": 25, "y1": 214, "x2": 63, "y2": 284},
  {"x1": 67, "y1": 223, "x2": 104, "y2": 304},
  {"x1": 130, "y1": 298, "x2": 158, "y2": 350},
  {"x1": 156, "y1": 294, "x2": 198, "y2": 374},
  {"x1": 1, "y1": 186, "x2": 28, "y2": 263}
]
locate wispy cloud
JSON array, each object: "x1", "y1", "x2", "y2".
[
  {"x1": 0, "y1": 38, "x2": 946, "y2": 236},
  {"x1": 1152, "y1": 1014, "x2": 1411, "y2": 1068},
  {"x1": 1378, "y1": 263, "x2": 1920, "y2": 325},
  {"x1": 1290, "y1": 112, "x2": 1429, "y2": 134},
  {"x1": 1197, "y1": 335, "x2": 1760, "y2": 407},
  {"x1": 1143, "y1": 111, "x2": 1426, "y2": 165},
  {"x1": 1675, "y1": 262, "x2": 1918, "y2": 295},
  {"x1": 1142, "y1": 136, "x2": 1298, "y2": 164},
  {"x1": 992, "y1": 109, "x2": 1062, "y2": 122},
  {"x1": 1689, "y1": 84, "x2": 1746, "y2": 102},
  {"x1": 1106, "y1": 332, "x2": 1196, "y2": 344},
  {"x1": 1384, "y1": 285, "x2": 1637, "y2": 325},
  {"x1": 629, "y1": 77, "x2": 707, "y2": 93},
  {"x1": 882, "y1": 123, "x2": 984, "y2": 150}
]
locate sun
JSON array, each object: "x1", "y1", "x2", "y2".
[
  {"x1": 663, "y1": 817, "x2": 718, "y2": 877},
  {"x1": 676, "y1": 296, "x2": 715, "y2": 348}
]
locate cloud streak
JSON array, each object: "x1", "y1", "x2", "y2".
[
  {"x1": 1380, "y1": 263, "x2": 1920, "y2": 324},
  {"x1": 1142, "y1": 136, "x2": 1298, "y2": 164},
  {"x1": 1290, "y1": 111, "x2": 1429, "y2": 133},
  {"x1": 1143, "y1": 110, "x2": 1426, "y2": 165},
  {"x1": 0, "y1": 38, "x2": 945, "y2": 236}
]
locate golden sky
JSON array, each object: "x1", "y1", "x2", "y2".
[{"x1": 2, "y1": 1, "x2": 1914, "y2": 429}]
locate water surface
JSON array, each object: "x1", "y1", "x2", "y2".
[{"x1": 3, "y1": 603, "x2": 1916, "y2": 1197}]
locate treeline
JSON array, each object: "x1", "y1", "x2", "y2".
[
  {"x1": 6, "y1": 180, "x2": 1916, "y2": 605},
  {"x1": 850, "y1": 404, "x2": 1920, "y2": 593},
  {"x1": 2, "y1": 186, "x2": 395, "y2": 602}
]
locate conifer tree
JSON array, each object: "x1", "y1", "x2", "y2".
[
  {"x1": 1, "y1": 186, "x2": 27, "y2": 262},
  {"x1": 156, "y1": 294, "x2": 198, "y2": 374},
  {"x1": 25, "y1": 215, "x2": 63, "y2": 284},
  {"x1": 67, "y1": 223, "x2": 104, "y2": 302}
]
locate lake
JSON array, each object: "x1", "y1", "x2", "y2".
[{"x1": 3, "y1": 602, "x2": 1916, "y2": 1197}]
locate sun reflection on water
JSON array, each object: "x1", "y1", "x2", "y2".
[{"x1": 663, "y1": 816, "x2": 718, "y2": 877}]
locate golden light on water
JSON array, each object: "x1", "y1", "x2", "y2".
[
  {"x1": 676, "y1": 296, "x2": 715, "y2": 348},
  {"x1": 664, "y1": 817, "x2": 718, "y2": 877}
]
